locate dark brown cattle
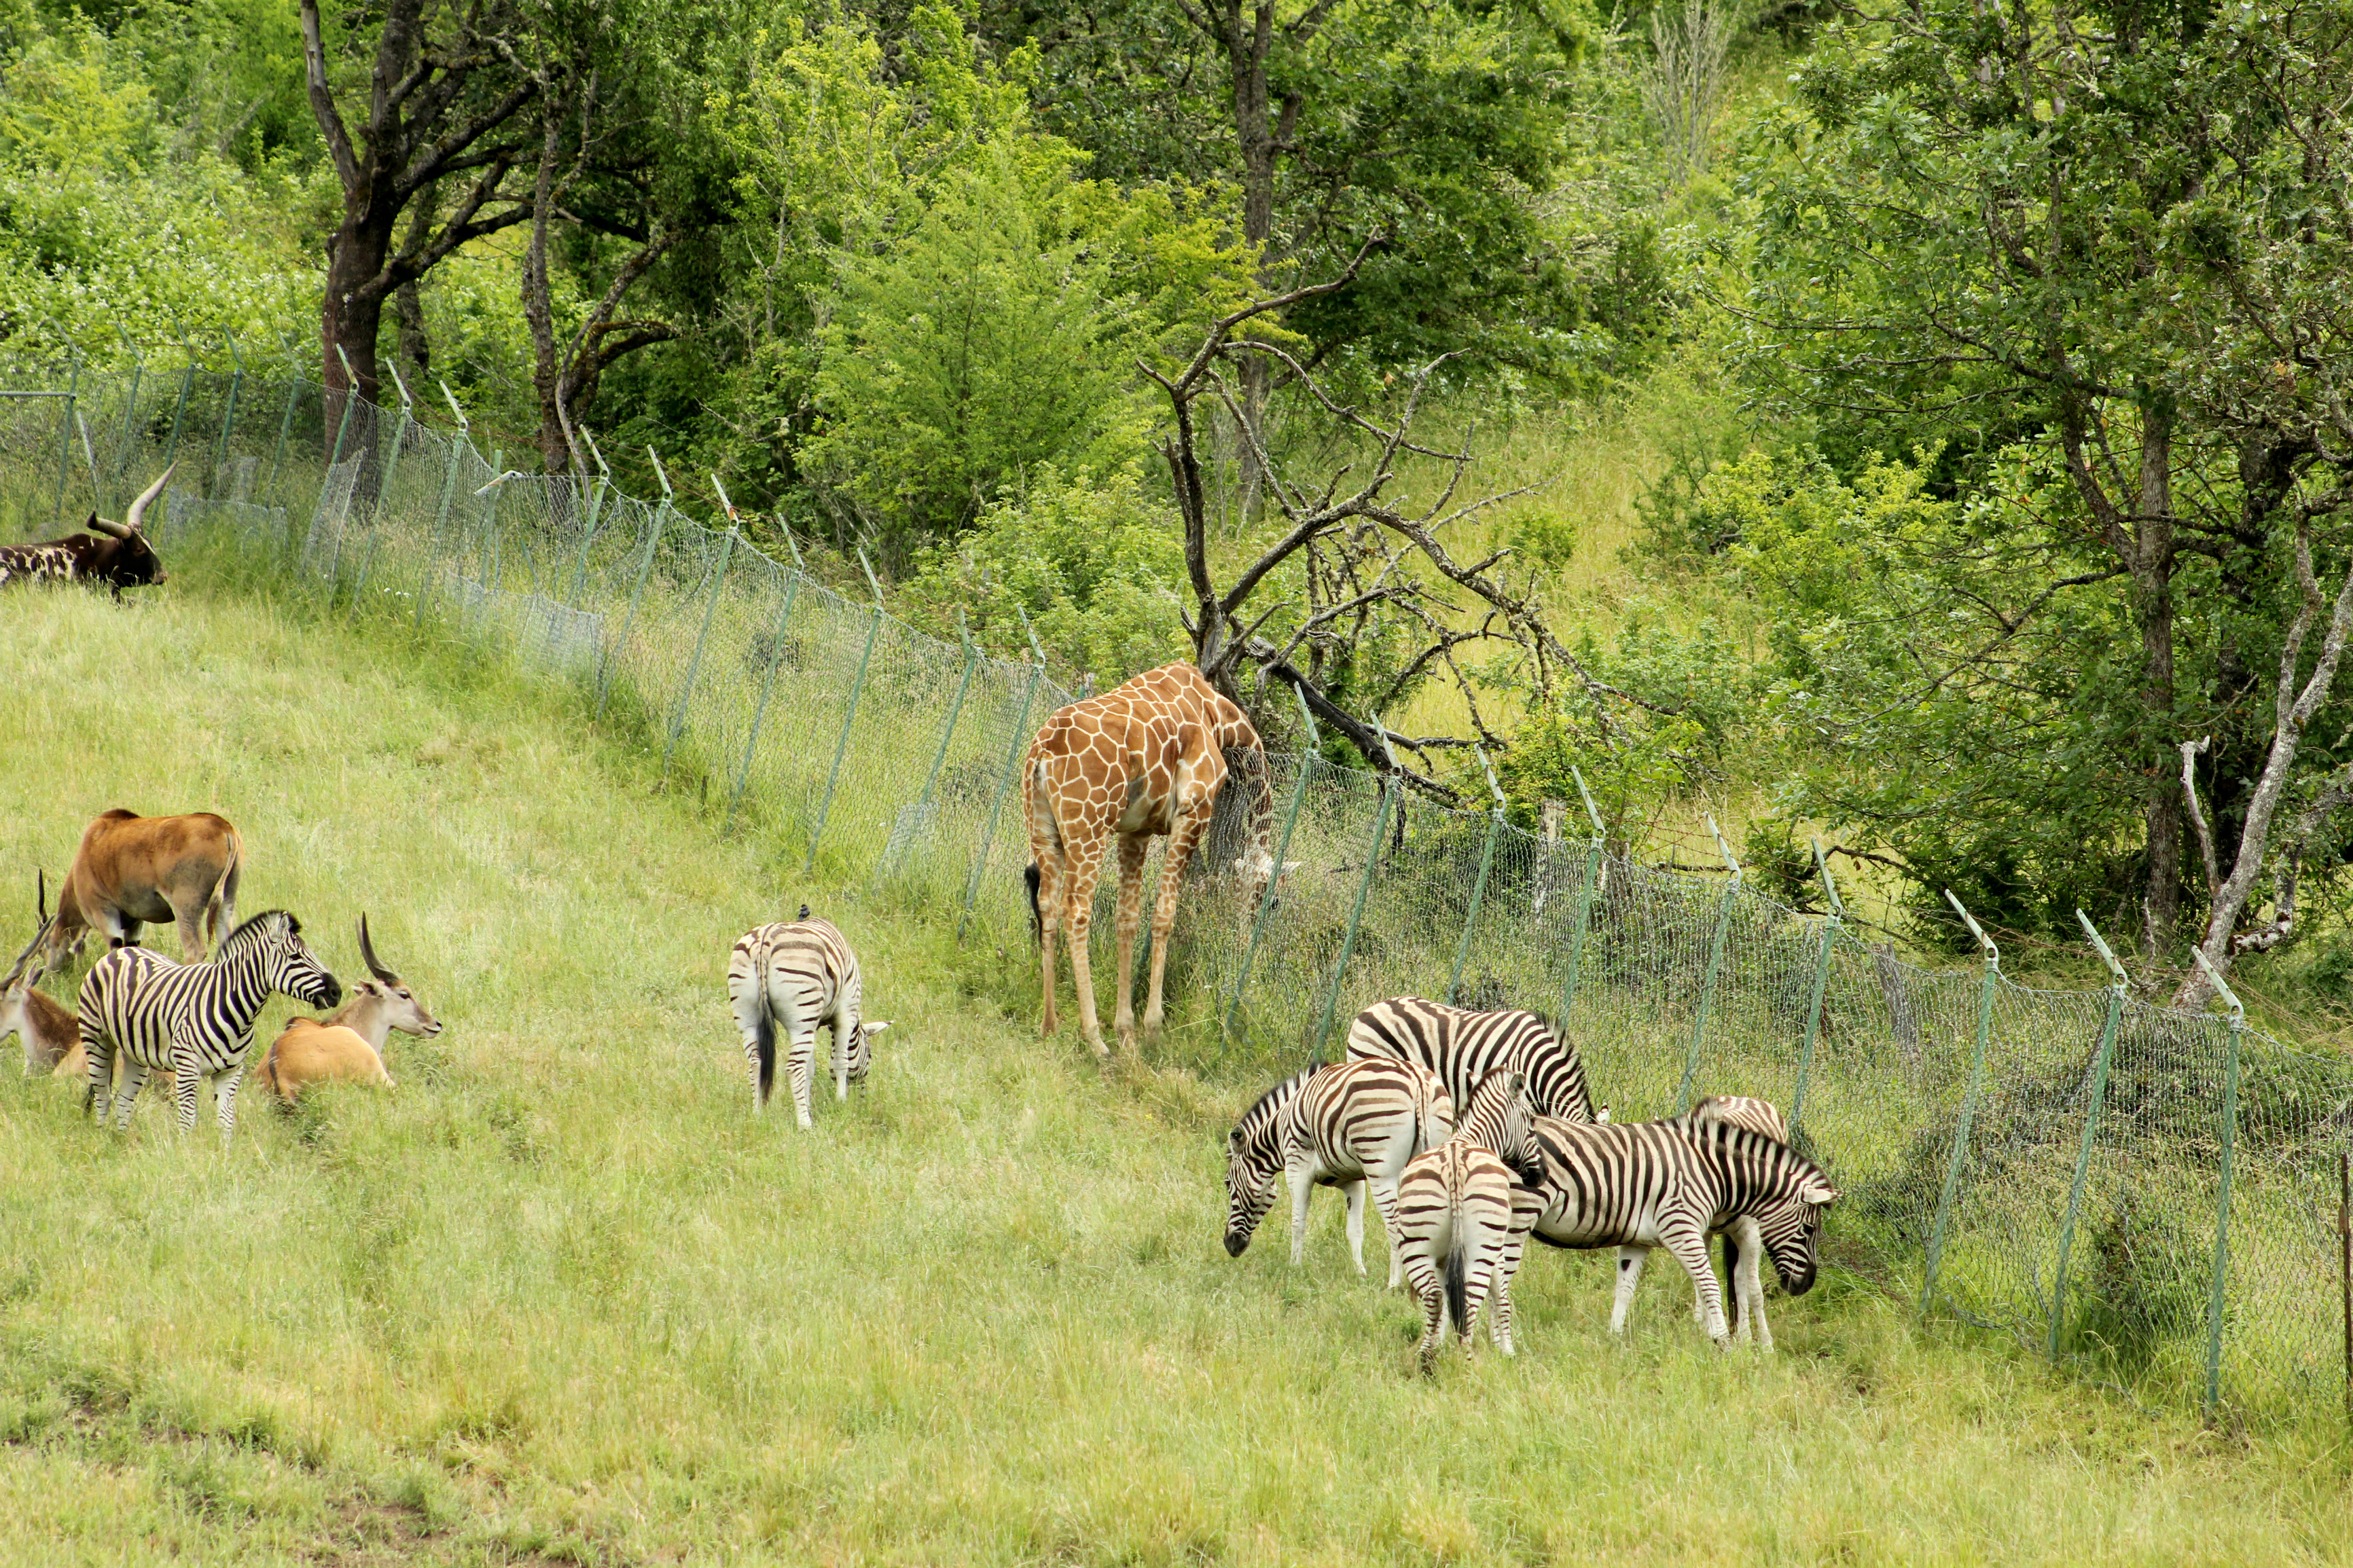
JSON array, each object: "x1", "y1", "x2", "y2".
[
  {"x1": 0, "y1": 466, "x2": 173, "y2": 599},
  {"x1": 44, "y1": 809, "x2": 244, "y2": 968}
]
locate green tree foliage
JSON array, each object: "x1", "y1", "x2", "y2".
[
  {"x1": 899, "y1": 462, "x2": 1189, "y2": 678},
  {"x1": 0, "y1": 22, "x2": 318, "y2": 357},
  {"x1": 1730, "y1": 0, "x2": 2353, "y2": 953}
]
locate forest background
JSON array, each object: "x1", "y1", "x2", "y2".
[{"x1": 5, "y1": 0, "x2": 2353, "y2": 1034}]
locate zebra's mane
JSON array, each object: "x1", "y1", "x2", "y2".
[
  {"x1": 219, "y1": 909, "x2": 299, "y2": 955},
  {"x1": 1236, "y1": 1060, "x2": 1322, "y2": 1136}
]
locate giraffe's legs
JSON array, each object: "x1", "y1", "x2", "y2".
[
  {"x1": 1063, "y1": 840, "x2": 1112, "y2": 1058},
  {"x1": 1111, "y1": 835, "x2": 1149, "y2": 1055},
  {"x1": 1141, "y1": 804, "x2": 1212, "y2": 1041}
]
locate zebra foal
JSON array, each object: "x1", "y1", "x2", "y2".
[
  {"x1": 726, "y1": 913, "x2": 888, "y2": 1130},
  {"x1": 1526, "y1": 1114, "x2": 1838, "y2": 1348},
  {"x1": 1221, "y1": 1059, "x2": 1453, "y2": 1286},
  {"x1": 1346, "y1": 996, "x2": 1602, "y2": 1123},
  {"x1": 77, "y1": 909, "x2": 340, "y2": 1139},
  {"x1": 1391, "y1": 1070, "x2": 1546, "y2": 1373}
]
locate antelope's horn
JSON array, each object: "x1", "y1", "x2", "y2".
[
  {"x1": 122, "y1": 462, "x2": 175, "y2": 536},
  {"x1": 37, "y1": 869, "x2": 46, "y2": 924},
  {"x1": 358, "y1": 913, "x2": 398, "y2": 983}
]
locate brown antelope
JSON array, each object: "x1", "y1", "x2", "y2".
[
  {"x1": 0, "y1": 466, "x2": 173, "y2": 598},
  {"x1": 258, "y1": 915, "x2": 442, "y2": 1103},
  {"x1": 1, "y1": 879, "x2": 77, "y2": 1074},
  {"x1": 44, "y1": 809, "x2": 244, "y2": 968}
]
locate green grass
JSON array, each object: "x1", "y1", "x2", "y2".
[{"x1": 3, "y1": 575, "x2": 2350, "y2": 1565}]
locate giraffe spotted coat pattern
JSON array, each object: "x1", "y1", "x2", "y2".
[{"x1": 1023, "y1": 662, "x2": 1271, "y2": 1057}]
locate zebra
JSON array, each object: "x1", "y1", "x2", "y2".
[
  {"x1": 1391, "y1": 1070, "x2": 1547, "y2": 1373},
  {"x1": 1525, "y1": 1114, "x2": 1839, "y2": 1348},
  {"x1": 1346, "y1": 996, "x2": 1602, "y2": 1123},
  {"x1": 1676, "y1": 1095, "x2": 1793, "y2": 1347},
  {"x1": 726, "y1": 914, "x2": 888, "y2": 1130},
  {"x1": 76, "y1": 909, "x2": 340, "y2": 1138},
  {"x1": 1222, "y1": 1059, "x2": 1454, "y2": 1286}
]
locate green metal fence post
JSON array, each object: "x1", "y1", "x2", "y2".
[
  {"x1": 320, "y1": 345, "x2": 363, "y2": 591},
  {"x1": 161, "y1": 357, "x2": 195, "y2": 478},
  {"x1": 1789, "y1": 838, "x2": 1844, "y2": 1138},
  {"x1": 958, "y1": 606, "x2": 1049, "y2": 943},
  {"x1": 2199, "y1": 948, "x2": 2245, "y2": 1417},
  {"x1": 1559, "y1": 767, "x2": 1606, "y2": 1021},
  {"x1": 469, "y1": 450, "x2": 507, "y2": 632},
  {"x1": 350, "y1": 363, "x2": 411, "y2": 617},
  {"x1": 1224, "y1": 686, "x2": 1321, "y2": 1040},
  {"x1": 876, "y1": 610, "x2": 980, "y2": 888},
  {"x1": 53, "y1": 348, "x2": 79, "y2": 526},
  {"x1": 804, "y1": 549, "x2": 886, "y2": 870},
  {"x1": 416, "y1": 382, "x2": 471, "y2": 630},
  {"x1": 263, "y1": 342, "x2": 300, "y2": 506},
  {"x1": 2049, "y1": 909, "x2": 2128, "y2": 1361},
  {"x1": 564, "y1": 427, "x2": 614, "y2": 606},
  {"x1": 725, "y1": 507, "x2": 804, "y2": 833},
  {"x1": 662, "y1": 505, "x2": 740, "y2": 782},
  {"x1": 596, "y1": 446, "x2": 671, "y2": 718},
  {"x1": 1446, "y1": 746, "x2": 1510, "y2": 1004},
  {"x1": 1312, "y1": 767, "x2": 1398, "y2": 1055},
  {"x1": 1923, "y1": 888, "x2": 2001, "y2": 1315},
  {"x1": 1675, "y1": 815, "x2": 1744, "y2": 1112},
  {"x1": 211, "y1": 331, "x2": 244, "y2": 499}
]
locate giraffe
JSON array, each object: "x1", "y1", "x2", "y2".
[{"x1": 1023, "y1": 662, "x2": 1273, "y2": 1058}]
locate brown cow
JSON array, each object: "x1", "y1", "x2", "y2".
[
  {"x1": 259, "y1": 915, "x2": 442, "y2": 1103},
  {"x1": 43, "y1": 809, "x2": 244, "y2": 970},
  {"x1": 0, "y1": 878, "x2": 77, "y2": 1074},
  {"x1": 0, "y1": 465, "x2": 173, "y2": 598}
]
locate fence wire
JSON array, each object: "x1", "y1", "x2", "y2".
[{"x1": 5, "y1": 354, "x2": 2351, "y2": 1429}]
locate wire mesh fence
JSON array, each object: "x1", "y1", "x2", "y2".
[{"x1": 5, "y1": 351, "x2": 2351, "y2": 1429}]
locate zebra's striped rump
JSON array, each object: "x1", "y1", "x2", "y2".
[
  {"x1": 1223, "y1": 1062, "x2": 1321, "y2": 1257},
  {"x1": 1391, "y1": 1070, "x2": 1543, "y2": 1372},
  {"x1": 1346, "y1": 996, "x2": 1597, "y2": 1123},
  {"x1": 1526, "y1": 1115, "x2": 1838, "y2": 1346},
  {"x1": 726, "y1": 916, "x2": 887, "y2": 1131},
  {"x1": 1276, "y1": 1057, "x2": 1454, "y2": 1283},
  {"x1": 76, "y1": 909, "x2": 340, "y2": 1137}
]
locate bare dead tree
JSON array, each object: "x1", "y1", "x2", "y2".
[
  {"x1": 1141, "y1": 255, "x2": 1666, "y2": 803},
  {"x1": 2176, "y1": 498, "x2": 2353, "y2": 1008}
]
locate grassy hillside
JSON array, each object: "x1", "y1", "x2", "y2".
[{"x1": 1, "y1": 577, "x2": 2348, "y2": 1565}]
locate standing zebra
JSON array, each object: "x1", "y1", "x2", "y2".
[
  {"x1": 1346, "y1": 996, "x2": 1602, "y2": 1123},
  {"x1": 1525, "y1": 1114, "x2": 1838, "y2": 1347},
  {"x1": 77, "y1": 909, "x2": 340, "y2": 1138},
  {"x1": 1676, "y1": 1095, "x2": 1793, "y2": 1347},
  {"x1": 1222, "y1": 1059, "x2": 1454, "y2": 1286},
  {"x1": 1391, "y1": 1070, "x2": 1546, "y2": 1373},
  {"x1": 726, "y1": 914, "x2": 888, "y2": 1130}
]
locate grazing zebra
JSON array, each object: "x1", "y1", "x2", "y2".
[
  {"x1": 1392, "y1": 1070, "x2": 1546, "y2": 1373},
  {"x1": 1676, "y1": 1095, "x2": 1793, "y2": 1347},
  {"x1": 1526, "y1": 1114, "x2": 1838, "y2": 1348},
  {"x1": 1222, "y1": 1059, "x2": 1454, "y2": 1286},
  {"x1": 77, "y1": 909, "x2": 340, "y2": 1137},
  {"x1": 1346, "y1": 996, "x2": 1601, "y2": 1123},
  {"x1": 726, "y1": 915, "x2": 888, "y2": 1130}
]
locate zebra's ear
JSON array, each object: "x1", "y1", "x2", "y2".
[{"x1": 1798, "y1": 1175, "x2": 1840, "y2": 1205}]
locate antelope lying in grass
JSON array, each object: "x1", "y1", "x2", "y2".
[
  {"x1": 258, "y1": 915, "x2": 442, "y2": 1103},
  {"x1": 1, "y1": 879, "x2": 76, "y2": 1074}
]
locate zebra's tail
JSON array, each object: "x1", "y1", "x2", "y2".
[
  {"x1": 1722, "y1": 1230, "x2": 1742, "y2": 1336},
  {"x1": 754, "y1": 993, "x2": 777, "y2": 1104},
  {"x1": 1442, "y1": 1224, "x2": 1471, "y2": 1345}
]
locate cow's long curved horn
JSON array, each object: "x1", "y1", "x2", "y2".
[
  {"x1": 84, "y1": 511, "x2": 130, "y2": 541},
  {"x1": 358, "y1": 913, "x2": 398, "y2": 983},
  {"x1": 121, "y1": 462, "x2": 175, "y2": 536}
]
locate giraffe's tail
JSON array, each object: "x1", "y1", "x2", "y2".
[{"x1": 1024, "y1": 861, "x2": 1043, "y2": 946}]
